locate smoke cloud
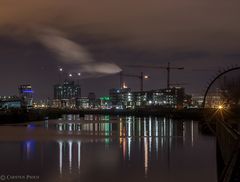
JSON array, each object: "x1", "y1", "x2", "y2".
[
  {"x1": 36, "y1": 28, "x2": 121, "y2": 74},
  {"x1": 38, "y1": 33, "x2": 94, "y2": 64}
]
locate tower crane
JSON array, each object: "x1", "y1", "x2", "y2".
[
  {"x1": 122, "y1": 62, "x2": 184, "y2": 88},
  {"x1": 119, "y1": 71, "x2": 149, "y2": 91}
]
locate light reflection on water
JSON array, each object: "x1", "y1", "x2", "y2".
[{"x1": 0, "y1": 115, "x2": 217, "y2": 182}]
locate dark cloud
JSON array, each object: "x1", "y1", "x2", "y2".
[{"x1": 1, "y1": 0, "x2": 240, "y2": 51}]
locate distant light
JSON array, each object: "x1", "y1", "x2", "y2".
[
  {"x1": 69, "y1": 73, "x2": 72, "y2": 77},
  {"x1": 23, "y1": 90, "x2": 33, "y2": 93},
  {"x1": 218, "y1": 105, "x2": 224, "y2": 110},
  {"x1": 144, "y1": 75, "x2": 149, "y2": 79},
  {"x1": 100, "y1": 96, "x2": 110, "y2": 101},
  {"x1": 77, "y1": 73, "x2": 81, "y2": 76},
  {"x1": 123, "y1": 82, "x2": 128, "y2": 89},
  {"x1": 59, "y1": 68, "x2": 63, "y2": 72},
  {"x1": 27, "y1": 124, "x2": 35, "y2": 129}
]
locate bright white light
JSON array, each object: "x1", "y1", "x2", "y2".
[
  {"x1": 59, "y1": 68, "x2": 63, "y2": 72},
  {"x1": 69, "y1": 73, "x2": 72, "y2": 77},
  {"x1": 77, "y1": 72, "x2": 81, "y2": 76},
  {"x1": 144, "y1": 75, "x2": 149, "y2": 79}
]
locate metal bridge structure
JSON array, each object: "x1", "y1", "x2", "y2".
[{"x1": 202, "y1": 66, "x2": 240, "y2": 182}]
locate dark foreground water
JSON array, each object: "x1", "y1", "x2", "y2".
[{"x1": 0, "y1": 115, "x2": 217, "y2": 182}]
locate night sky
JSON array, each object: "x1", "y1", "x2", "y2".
[{"x1": 0, "y1": 0, "x2": 240, "y2": 99}]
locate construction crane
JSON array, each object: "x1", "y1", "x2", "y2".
[
  {"x1": 119, "y1": 71, "x2": 149, "y2": 91},
  {"x1": 122, "y1": 62, "x2": 184, "y2": 89}
]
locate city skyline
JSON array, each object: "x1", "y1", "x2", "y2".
[{"x1": 1, "y1": 1, "x2": 240, "y2": 182}]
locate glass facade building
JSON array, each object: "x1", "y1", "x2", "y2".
[
  {"x1": 54, "y1": 81, "x2": 81, "y2": 100},
  {"x1": 109, "y1": 87, "x2": 185, "y2": 109},
  {"x1": 18, "y1": 84, "x2": 33, "y2": 108},
  {"x1": 53, "y1": 81, "x2": 81, "y2": 108}
]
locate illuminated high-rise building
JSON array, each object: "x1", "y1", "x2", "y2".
[
  {"x1": 54, "y1": 81, "x2": 81, "y2": 100},
  {"x1": 109, "y1": 87, "x2": 185, "y2": 109},
  {"x1": 18, "y1": 84, "x2": 33, "y2": 108},
  {"x1": 53, "y1": 81, "x2": 81, "y2": 108},
  {"x1": 109, "y1": 88, "x2": 131, "y2": 109}
]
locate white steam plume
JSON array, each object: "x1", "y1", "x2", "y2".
[
  {"x1": 36, "y1": 28, "x2": 122, "y2": 74},
  {"x1": 83, "y1": 63, "x2": 123, "y2": 74}
]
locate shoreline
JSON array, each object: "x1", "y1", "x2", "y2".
[
  {"x1": 0, "y1": 108, "x2": 207, "y2": 124},
  {"x1": 1, "y1": 107, "x2": 239, "y2": 124}
]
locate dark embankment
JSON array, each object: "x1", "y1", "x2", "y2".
[
  {"x1": 1, "y1": 107, "x2": 239, "y2": 127},
  {"x1": 0, "y1": 109, "x2": 63, "y2": 124},
  {"x1": 0, "y1": 107, "x2": 205, "y2": 124}
]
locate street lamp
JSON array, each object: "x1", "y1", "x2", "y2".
[{"x1": 217, "y1": 105, "x2": 224, "y2": 110}]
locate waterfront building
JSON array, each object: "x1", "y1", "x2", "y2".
[
  {"x1": 134, "y1": 91, "x2": 147, "y2": 107},
  {"x1": 183, "y1": 94, "x2": 192, "y2": 108},
  {"x1": 191, "y1": 95, "x2": 204, "y2": 108},
  {"x1": 109, "y1": 89, "x2": 134, "y2": 109},
  {"x1": 99, "y1": 96, "x2": 111, "y2": 109},
  {"x1": 53, "y1": 81, "x2": 81, "y2": 108},
  {"x1": 205, "y1": 94, "x2": 222, "y2": 108},
  {"x1": 33, "y1": 99, "x2": 51, "y2": 108},
  {"x1": 54, "y1": 81, "x2": 81, "y2": 100},
  {"x1": 88, "y1": 92, "x2": 96, "y2": 108},
  {"x1": 122, "y1": 92, "x2": 134, "y2": 108},
  {"x1": 153, "y1": 87, "x2": 185, "y2": 108},
  {"x1": 109, "y1": 88, "x2": 131, "y2": 109},
  {"x1": 109, "y1": 87, "x2": 186, "y2": 109},
  {"x1": 19, "y1": 84, "x2": 33, "y2": 108},
  {"x1": 76, "y1": 97, "x2": 89, "y2": 109},
  {"x1": 51, "y1": 99, "x2": 62, "y2": 108},
  {"x1": 0, "y1": 96, "x2": 22, "y2": 109}
]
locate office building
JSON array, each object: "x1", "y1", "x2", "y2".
[
  {"x1": 53, "y1": 81, "x2": 81, "y2": 108},
  {"x1": 109, "y1": 88, "x2": 131, "y2": 109},
  {"x1": 109, "y1": 87, "x2": 186, "y2": 109},
  {"x1": 99, "y1": 96, "x2": 111, "y2": 109},
  {"x1": 0, "y1": 96, "x2": 22, "y2": 109},
  {"x1": 88, "y1": 92, "x2": 96, "y2": 108},
  {"x1": 76, "y1": 97, "x2": 89, "y2": 109},
  {"x1": 54, "y1": 81, "x2": 81, "y2": 100},
  {"x1": 19, "y1": 84, "x2": 33, "y2": 108}
]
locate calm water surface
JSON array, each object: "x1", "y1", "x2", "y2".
[{"x1": 0, "y1": 115, "x2": 217, "y2": 182}]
